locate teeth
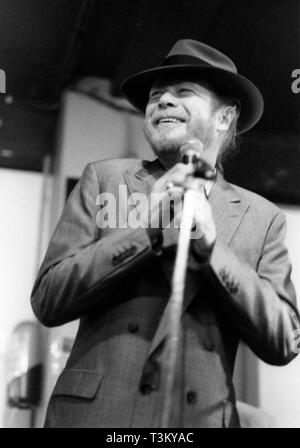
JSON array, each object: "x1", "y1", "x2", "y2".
[{"x1": 159, "y1": 117, "x2": 183, "y2": 123}]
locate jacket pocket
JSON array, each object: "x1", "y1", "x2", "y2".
[{"x1": 52, "y1": 368, "x2": 104, "y2": 400}]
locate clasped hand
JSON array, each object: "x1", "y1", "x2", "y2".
[{"x1": 147, "y1": 163, "x2": 216, "y2": 256}]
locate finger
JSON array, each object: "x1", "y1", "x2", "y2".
[
  {"x1": 190, "y1": 223, "x2": 204, "y2": 239},
  {"x1": 170, "y1": 163, "x2": 195, "y2": 180},
  {"x1": 166, "y1": 184, "x2": 184, "y2": 197},
  {"x1": 153, "y1": 163, "x2": 195, "y2": 193}
]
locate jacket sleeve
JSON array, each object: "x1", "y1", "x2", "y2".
[
  {"x1": 192, "y1": 210, "x2": 300, "y2": 365},
  {"x1": 30, "y1": 163, "x2": 154, "y2": 327}
]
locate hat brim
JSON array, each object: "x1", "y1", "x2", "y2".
[{"x1": 121, "y1": 65, "x2": 264, "y2": 134}]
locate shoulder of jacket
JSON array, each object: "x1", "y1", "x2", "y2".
[
  {"x1": 89, "y1": 158, "x2": 143, "y2": 173},
  {"x1": 229, "y1": 182, "x2": 282, "y2": 217},
  {"x1": 78, "y1": 158, "x2": 145, "y2": 183}
]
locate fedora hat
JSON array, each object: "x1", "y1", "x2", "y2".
[{"x1": 121, "y1": 39, "x2": 264, "y2": 134}]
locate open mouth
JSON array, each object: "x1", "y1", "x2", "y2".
[{"x1": 156, "y1": 117, "x2": 186, "y2": 124}]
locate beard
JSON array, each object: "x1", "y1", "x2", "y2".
[
  {"x1": 143, "y1": 119, "x2": 215, "y2": 164},
  {"x1": 143, "y1": 127, "x2": 184, "y2": 161}
]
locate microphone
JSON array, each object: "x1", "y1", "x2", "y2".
[{"x1": 180, "y1": 139, "x2": 216, "y2": 180}]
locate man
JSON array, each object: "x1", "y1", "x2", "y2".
[{"x1": 31, "y1": 39, "x2": 299, "y2": 428}]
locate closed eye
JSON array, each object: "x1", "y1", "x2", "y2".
[
  {"x1": 149, "y1": 90, "x2": 162, "y2": 99},
  {"x1": 178, "y1": 87, "x2": 194, "y2": 94}
]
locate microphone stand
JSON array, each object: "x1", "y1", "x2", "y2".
[{"x1": 160, "y1": 158, "x2": 215, "y2": 428}]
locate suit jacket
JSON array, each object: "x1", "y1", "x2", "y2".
[{"x1": 31, "y1": 158, "x2": 300, "y2": 428}]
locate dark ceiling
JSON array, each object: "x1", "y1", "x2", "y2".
[{"x1": 0, "y1": 0, "x2": 299, "y2": 202}]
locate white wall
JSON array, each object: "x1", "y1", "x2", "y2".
[
  {"x1": 0, "y1": 169, "x2": 43, "y2": 427},
  {"x1": 255, "y1": 205, "x2": 300, "y2": 427},
  {"x1": 50, "y1": 91, "x2": 154, "y2": 232}
]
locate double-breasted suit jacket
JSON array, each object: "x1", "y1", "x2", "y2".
[{"x1": 31, "y1": 158, "x2": 300, "y2": 427}]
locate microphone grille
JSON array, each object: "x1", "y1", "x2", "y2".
[{"x1": 180, "y1": 139, "x2": 204, "y2": 164}]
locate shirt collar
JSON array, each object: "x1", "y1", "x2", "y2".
[{"x1": 204, "y1": 177, "x2": 215, "y2": 197}]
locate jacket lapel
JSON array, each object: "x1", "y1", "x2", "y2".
[
  {"x1": 123, "y1": 158, "x2": 165, "y2": 197},
  {"x1": 209, "y1": 172, "x2": 250, "y2": 246}
]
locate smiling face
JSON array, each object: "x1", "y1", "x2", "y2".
[{"x1": 143, "y1": 75, "x2": 225, "y2": 168}]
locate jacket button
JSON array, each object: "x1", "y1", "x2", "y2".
[
  {"x1": 128, "y1": 323, "x2": 139, "y2": 333},
  {"x1": 186, "y1": 390, "x2": 197, "y2": 404},
  {"x1": 129, "y1": 246, "x2": 137, "y2": 255},
  {"x1": 231, "y1": 282, "x2": 239, "y2": 294},
  {"x1": 112, "y1": 255, "x2": 119, "y2": 265},
  {"x1": 118, "y1": 252, "x2": 127, "y2": 262},
  {"x1": 152, "y1": 237, "x2": 163, "y2": 256},
  {"x1": 140, "y1": 384, "x2": 152, "y2": 395},
  {"x1": 124, "y1": 248, "x2": 131, "y2": 257},
  {"x1": 203, "y1": 340, "x2": 215, "y2": 351},
  {"x1": 219, "y1": 268, "x2": 227, "y2": 280}
]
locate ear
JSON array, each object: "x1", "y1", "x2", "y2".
[{"x1": 216, "y1": 106, "x2": 236, "y2": 132}]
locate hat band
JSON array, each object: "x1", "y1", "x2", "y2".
[{"x1": 162, "y1": 54, "x2": 214, "y2": 68}]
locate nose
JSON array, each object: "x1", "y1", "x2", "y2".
[{"x1": 158, "y1": 91, "x2": 177, "y2": 109}]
